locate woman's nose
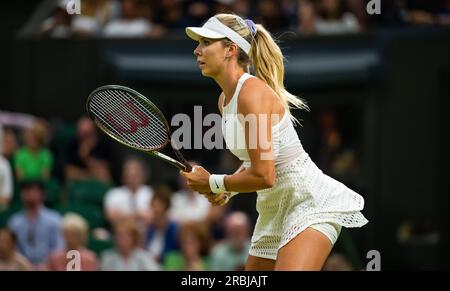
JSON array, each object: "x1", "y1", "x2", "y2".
[{"x1": 193, "y1": 45, "x2": 201, "y2": 56}]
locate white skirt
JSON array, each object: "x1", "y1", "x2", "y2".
[{"x1": 249, "y1": 152, "x2": 368, "y2": 260}]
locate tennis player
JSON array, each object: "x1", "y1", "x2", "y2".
[{"x1": 180, "y1": 14, "x2": 368, "y2": 271}]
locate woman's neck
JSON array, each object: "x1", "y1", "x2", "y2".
[{"x1": 214, "y1": 66, "x2": 246, "y2": 102}]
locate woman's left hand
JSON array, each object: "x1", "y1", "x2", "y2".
[{"x1": 180, "y1": 166, "x2": 212, "y2": 193}]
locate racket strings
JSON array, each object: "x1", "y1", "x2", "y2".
[
  {"x1": 107, "y1": 89, "x2": 168, "y2": 144},
  {"x1": 89, "y1": 89, "x2": 169, "y2": 150},
  {"x1": 100, "y1": 89, "x2": 168, "y2": 146},
  {"x1": 91, "y1": 92, "x2": 153, "y2": 148}
]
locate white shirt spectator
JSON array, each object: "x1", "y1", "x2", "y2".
[
  {"x1": 72, "y1": 16, "x2": 100, "y2": 35},
  {"x1": 104, "y1": 185, "x2": 153, "y2": 217},
  {"x1": 102, "y1": 18, "x2": 151, "y2": 38},
  {"x1": 169, "y1": 190, "x2": 211, "y2": 223},
  {"x1": 315, "y1": 13, "x2": 360, "y2": 35},
  {"x1": 100, "y1": 248, "x2": 160, "y2": 271},
  {"x1": 0, "y1": 156, "x2": 13, "y2": 204}
]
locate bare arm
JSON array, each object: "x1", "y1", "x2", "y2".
[
  {"x1": 181, "y1": 80, "x2": 280, "y2": 194},
  {"x1": 223, "y1": 80, "x2": 276, "y2": 192}
]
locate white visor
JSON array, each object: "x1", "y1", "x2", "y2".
[{"x1": 186, "y1": 17, "x2": 251, "y2": 55}]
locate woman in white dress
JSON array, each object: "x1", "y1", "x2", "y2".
[{"x1": 180, "y1": 13, "x2": 368, "y2": 271}]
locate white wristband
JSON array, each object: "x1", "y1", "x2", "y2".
[{"x1": 209, "y1": 174, "x2": 227, "y2": 194}]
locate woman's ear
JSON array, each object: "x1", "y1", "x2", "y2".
[{"x1": 226, "y1": 43, "x2": 239, "y2": 59}]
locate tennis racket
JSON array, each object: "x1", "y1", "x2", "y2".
[{"x1": 86, "y1": 85, "x2": 192, "y2": 172}]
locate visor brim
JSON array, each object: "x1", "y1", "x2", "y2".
[{"x1": 185, "y1": 27, "x2": 225, "y2": 41}]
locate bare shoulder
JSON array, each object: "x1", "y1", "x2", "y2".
[{"x1": 238, "y1": 77, "x2": 276, "y2": 114}]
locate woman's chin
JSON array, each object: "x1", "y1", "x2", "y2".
[{"x1": 200, "y1": 69, "x2": 211, "y2": 77}]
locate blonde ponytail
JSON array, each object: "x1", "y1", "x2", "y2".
[
  {"x1": 215, "y1": 14, "x2": 308, "y2": 124},
  {"x1": 250, "y1": 25, "x2": 308, "y2": 123}
]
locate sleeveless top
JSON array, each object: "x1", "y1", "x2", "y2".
[{"x1": 221, "y1": 73, "x2": 304, "y2": 168}]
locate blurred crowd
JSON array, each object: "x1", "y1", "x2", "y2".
[
  {"x1": 0, "y1": 113, "x2": 251, "y2": 271},
  {"x1": 0, "y1": 109, "x2": 359, "y2": 271},
  {"x1": 37, "y1": 0, "x2": 450, "y2": 39}
]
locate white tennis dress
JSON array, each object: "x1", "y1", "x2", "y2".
[{"x1": 221, "y1": 73, "x2": 368, "y2": 260}]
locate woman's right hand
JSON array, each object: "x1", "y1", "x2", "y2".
[{"x1": 200, "y1": 192, "x2": 230, "y2": 206}]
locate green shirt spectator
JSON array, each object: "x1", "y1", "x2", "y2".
[
  {"x1": 14, "y1": 148, "x2": 53, "y2": 181},
  {"x1": 164, "y1": 251, "x2": 209, "y2": 271},
  {"x1": 14, "y1": 121, "x2": 53, "y2": 181}
]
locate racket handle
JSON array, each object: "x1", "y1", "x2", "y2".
[{"x1": 183, "y1": 163, "x2": 192, "y2": 172}]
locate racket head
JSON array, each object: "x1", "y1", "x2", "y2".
[{"x1": 86, "y1": 85, "x2": 171, "y2": 152}]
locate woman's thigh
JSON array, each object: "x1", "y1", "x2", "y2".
[
  {"x1": 245, "y1": 255, "x2": 276, "y2": 271},
  {"x1": 274, "y1": 227, "x2": 333, "y2": 271}
]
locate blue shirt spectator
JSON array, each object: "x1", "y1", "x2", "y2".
[
  {"x1": 7, "y1": 180, "x2": 63, "y2": 266},
  {"x1": 146, "y1": 220, "x2": 180, "y2": 263},
  {"x1": 8, "y1": 207, "x2": 63, "y2": 265},
  {"x1": 145, "y1": 185, "x2": 180, "y2": 264}
]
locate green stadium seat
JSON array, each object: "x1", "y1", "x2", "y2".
[
  {"x1": 56, "y1": 202, "x2": 107, "y2": 229},
  {"x1": 67, "y1": 180, "x2": 111, "y2": 208},
  {"x1": 44, "y1": 178, "x2": 61, "y2": 208},
  {"x1": 88, "y1": 236, "x2": 114, "y2": 256}
]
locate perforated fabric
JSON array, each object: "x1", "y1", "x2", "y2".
[{"x1": 248, "y1": 152, "x2": 368, "y2": 260}]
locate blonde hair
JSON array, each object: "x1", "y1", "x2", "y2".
[
  {"x1": 61, "y1": 213, "x2": 89, "y2": 244},
  {"x1": 215, "y1": 14, "x2": 308, "y2": 124},
  {"x1": 114, "y1": 219, "x2": 141, "y2": 247}
]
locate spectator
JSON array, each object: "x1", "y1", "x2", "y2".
[
  {"x1": 14, "y1": 120, "x2": 53, "y2": 182},
  {"x1": 1, "y1": 127, "x2": 18, "y2": 163},
  {"x1": 209, "y1": 212, "x2": 251, "y2": 271},
  {"x1": 232, "y1": 0, "x2": 252, "y2": 18},
  {"x1": 255, "y1": 0, "x2": 290, "y2": 33},
  {"x1": 164, "y1": 222, "x2": 211, "y2": 271},
  {"x1": 71, "y1": 0, "x2": 120, "y2": 37},
  {"x1": 346, "y1": 0, "x2": 368, "y2": 29},
  {"x1": 440, "y1": 0, "x2": 450, "y2": 25},
  {"x1": 65, "y1": 117, "x2": 112, "y2": 183},
  {"x1": 169, "y1": 165, "x2": 212, "y2": 224},
  {"x1": 314, "y1": 0, "x2": 360, "y2": 35},
  {"x1": 47, "y1": 213, "x2": 97, "y2": 271},
  {"x1": 0, "y1": 126, "x2": 13, "y2": 210},
  {"x1": 103, "y1": 0, "x2": 155, "y2": 38},
  {"x1": 297, "y1": 0, "x2": 316, "y2": 35},
  {"x1": 151, "y1": 0, "x2": 186, "y2": 36},
  {"x1": 214, "y1": 0, "x2": 235, "y2": 14},
  {"x1": 145, "y1": 185, "x2": 180, "y2": 263},
  {"x1": 366, "y1": 0, "x2": 404, "y2": 27},
  {"x1": 317, "y1": 110, "x2": 358, "y2": 178},
  {"x1": 322, "y1": 253, "x2": 354, "y2": 271},
  {"x1": 101, "y1": 219, "x2": 160, "y2": 271},
  {"x1": 402, "y1": 0, "x2": 450, "y2": 25},
  {"x1": 40, "y1": 0, "x2": 74, "y2": 38},
  {"x1": 104, "y1": 156, "x2": 153, "y2": 227},
  {"x1": 8, "y1": 180, "x2": 63, "y2": 267},
  {"x1": 0, "y1": 228, "x2": 33, "y2": 271},
  {"x1": 184, "y1": 0, "x2": 213, "y2": 27}
]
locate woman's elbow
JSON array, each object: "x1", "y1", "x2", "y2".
[{"x1": 262, "y1": 171, "x2": 276, "y2": 189}]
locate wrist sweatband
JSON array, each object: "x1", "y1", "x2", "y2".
[{"x1": 209, "y1": 174, "x2": 227, "y2": 194}]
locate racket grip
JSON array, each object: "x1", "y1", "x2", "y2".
[{"x1": 184, "y1": 163, "x2": 192, "y2": 172}]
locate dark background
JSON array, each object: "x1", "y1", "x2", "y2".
[{"x1": 1, "y1": 1, "x2": 449, "y2": 270}]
